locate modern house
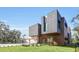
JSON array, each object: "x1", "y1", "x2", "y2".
[{"x1": 29, "y1": 10, "x2": 71, "y2": 45}]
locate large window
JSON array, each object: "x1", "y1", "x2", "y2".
[
  {"x1": 43, "y1": 16, "x2": 46, "y2": 32},
  {"x1": 46, "y1": 23, "x2": 48, "y2": 32},
  {"x1": 67, "y1": 33, "x2": 69, "y2": 38},
  {"x1": 65, "y1": 22, "x2": 67, "y2": 28},
  {"x1": 58, "y1": 19, "x2": 61, "y2": 32}
]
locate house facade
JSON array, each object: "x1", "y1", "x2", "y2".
[{"x1": 29, "y1": 10, "x2": 71, "y2": 45}]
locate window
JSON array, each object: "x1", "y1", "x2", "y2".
[
  {"x1": 43, "y1": 16, "x2": 46, "y2": 32},
  {"x1": 67, "y1": 33, "x2": 70, "y2": 39},
  {"x1": 65, "y1": 22, "x2": 67, "y2": 28},
  {"x1": 46, "y1": 23, "x2": 48, "y2": 32},
  {"x1": 58, "y1": 19, "x2": 61, "y2": 32}
]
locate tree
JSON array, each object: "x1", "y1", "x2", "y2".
[
  {"x1": 71, "y1": 14, "x2": 79, "y2": 52},
  {"x1": 0, "y1": 21, "x2": 21, "y2": 43},
  {"x1": 9, "y1": 29, "x2": 21, "y2": 43},
  {"x1": 0, "y1": 21, "x2": 10, "y2": 43}
]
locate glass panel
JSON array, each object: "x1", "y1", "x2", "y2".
[{"x1": 43, "y1": 16, "x2": 46, "y2": 32}]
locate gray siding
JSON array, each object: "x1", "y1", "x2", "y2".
[
  {"x1": 41, "y1": 10, "x2": 58, "y2": 34},
  {"x1": 29, "y1": 23, "x2": 41, "y2": 36},
  {"x1": 29, "y1": 9, "x2": 71, "y2": 40}
]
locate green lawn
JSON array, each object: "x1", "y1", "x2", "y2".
[{"x1": 0, "y1": 45, "x2": 77, "y2": 52}]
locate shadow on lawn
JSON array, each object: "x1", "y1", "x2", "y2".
[
  {"x1": 57, "y1": 45, "x2": 75, "y2": 48},
  {"x1": 59, "y1": 45, "x2": 79, "y2": 52}
]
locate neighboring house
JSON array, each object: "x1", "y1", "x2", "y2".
[{"x1": 29, "y1": 10, "x2": 71, "y2": 45}]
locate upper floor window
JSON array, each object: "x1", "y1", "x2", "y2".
[
  {"x1": 58, "y1": 19, "x2": 61, "y2": 32},
  {"x1": 65, "y1": 22, "x2": 67, "y2": 28},
  {"x1": 43, "y1": 16, "x2": 46, "y2": 32}
]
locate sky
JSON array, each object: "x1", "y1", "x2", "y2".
[{"x1": 0, "y1": 7, "x2": 79, "y2": 37}]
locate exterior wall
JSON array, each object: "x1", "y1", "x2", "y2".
[
  {"x1": 41, "y1": 10, "x2": 58, "y2": 34},
  {"x1": 53, "y1": 35, "x2": 65, "y2": 45},
  {"x1": 64, "y1": 19, "x2": 68, "y2": 38},
  {"x1": 29, "y1": 23, "x2": 41, "y2": 36},
  {"x1": 41, "y1": 16, "x2": 47, "y2": 34},
  {"x1": 40, "y1": 15, "x2": 65, "y2": 45},
  {"x1": 61, "y1": 17, "x2": 71, "y2": 45},
  {"x1": 39, "y1": 35, "x2": 48, "y2": 43},
  {"x1": 39, "y1": 34, "x2": 65, "y2": 45},
  {"x1": 31, "y1": 36, "x2": 39, "y2": 43},
  {"x1": 47, "y1": 10, "x2": 58, "y2": 33},
  {"x1": 67, "y1": 27, "x2": 71, "y2": 44},
  {"x1": 29, "y1": 10, "x2": 71, "y2": 45},
  {"x1": 57, "y1": 11, "x2": 62, "y2": 33},
  {"x1": 61, "y1": 17, "x2": 70, "y2": 39},
  {"x1": 67, "y1": 27, "x2": 71, "y2": 39}
]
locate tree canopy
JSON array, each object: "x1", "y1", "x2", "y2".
[{"x1": 0, "y1": 21, "x2": 21, "y2": 43}]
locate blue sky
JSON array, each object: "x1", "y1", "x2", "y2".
[{"x1": 0, "y1": 7, "x2": 79, "y2": 37}]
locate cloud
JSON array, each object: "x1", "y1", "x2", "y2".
[
  {"x1": 0, "y1": 19, "x2": 29, "y2": 37},
  {"x1": 10, "y1": 26, "x2": 29, "y2": 36},
  {"x1": 0, "y1": 19, "x2": 8, "y2": 23}
]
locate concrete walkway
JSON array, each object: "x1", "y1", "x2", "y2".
[{"x1": 0, "y1": 44, "x2": 22, "y2": 47}]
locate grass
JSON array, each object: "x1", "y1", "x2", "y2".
[{"x1": 0, "y1": 45, "x2": 77, "y2": 52}]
